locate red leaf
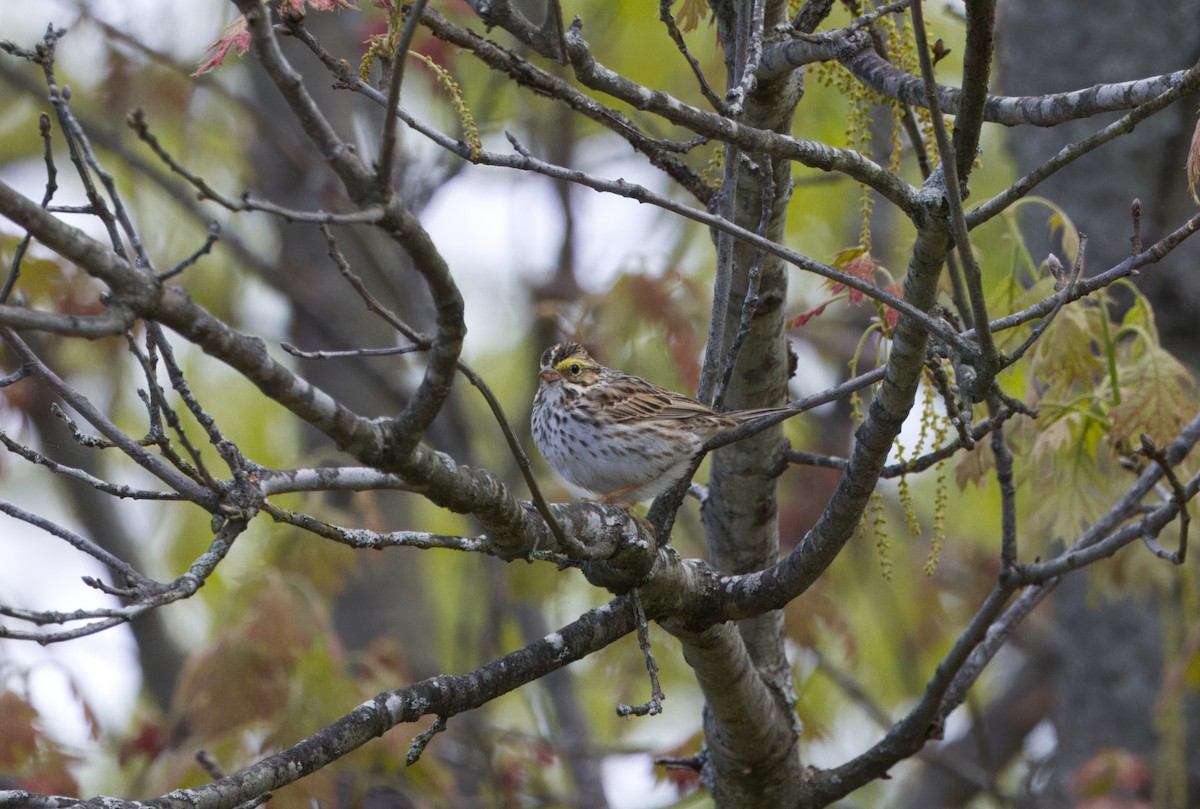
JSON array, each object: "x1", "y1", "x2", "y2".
[
  {"x1": 118, "y1": 721, "x2": 166, "y2": 765},
  {"x1": 882, "y1": 283, "x2": 902, "y2": 329},
  {"x1": 788, "y1": 300, "x2": 830, "y2": 329},
  {"x1": 194, "y1": 17, "x2": 250, "y2": 76},
  {"x1": 842, "y1": 254, "x2": 879, "y2": 304}
]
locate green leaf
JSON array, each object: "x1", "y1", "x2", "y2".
[
  {"x1": 954, "y1": 440, "x2": 994, "y2": 490},
  {"x1": 1024, "y1": 410, "x2": 1121, "y2": 546},
  {"x1": 1047, "y1": 209, "x2": 1080, "y2": 269},
  {"x1": 1027, "y1": 302, "x2": 1106, "y2": 402},
  {"x1": 674, "y1": 0, "x2": 709, "y2": 32},
  {"x1": 1003, "y1": 196, "x2": 1081, "y2": 270},
  {"x1": 1116, "y1": 280, "x2": 1158, "y2": 336},
  {"x1": 1108, "y1": 341, "x2": 1195, "y2": 449}
]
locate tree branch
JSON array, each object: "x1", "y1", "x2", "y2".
[{"x1": 837, "y1": 40, "x2": 1198, "y2": 127}]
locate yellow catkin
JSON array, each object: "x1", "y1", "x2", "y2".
[
  {"x1": 870, "y1": 491, "x2": 892, "y2": 580},
  {"x1": 409, "y1": 52, "x2": 482, "y2": 161},
  {"x1": 700, "y1": 144, "x2": 725, "y2": 186},
  {"x1": 893, "y1": 438, "x2": 922, "y2": 538},
  {"x1": 924, "y1": 365, "x2": 953, "y2": 575}
]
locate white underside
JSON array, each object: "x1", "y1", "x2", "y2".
[{"x1": 532, "y1": 383, "x2": 704, "y2": 501}]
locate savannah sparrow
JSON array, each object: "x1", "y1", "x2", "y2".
[{"x1": 531, "y1": 342, "x2": 794, "y2": 503}]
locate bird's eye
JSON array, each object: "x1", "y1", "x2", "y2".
[{"x1": 569, "y1": 363, "x2": 581, "y2": 375}]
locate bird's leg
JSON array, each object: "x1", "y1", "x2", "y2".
[
  {"x1": 582, "y1": 486, "x2": 657, "y2": 540},
  {"x1": 585, "y1": 481, "x2": 644, "y2": 507}
]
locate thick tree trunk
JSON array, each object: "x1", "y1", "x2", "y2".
[{"x1": 682, "y1": 0, "x2": 809, "y2": 804}]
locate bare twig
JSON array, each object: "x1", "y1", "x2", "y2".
[
  {"x1": 1138, "y1": 433, "x2": 1189, "y2": 564},
  {"x1": 658, "y1": 0, "x2": 727, "y2": 113},
  {"x1": 1, "y1": 328, "x2": 214, "y2": 505},
  {"x1": 158, "y1": 222, "x2": 220, "y2": 281},
  {"x1": 815, "y1": 584, "x2": 1016, "y2": 800},
  {"x1": 148, "y1": 323, "x2": 238, "y2": 473},
  {"x1": 405, "y1": 716, "x2": 447, "y2": 765},
  {"x1": 51, "y1": 402, "x2": 124, "y2": 450},
  {"x1": 0, "y1": 500, "x2": 148, "y2": 586},
  {"x1": 783, "y1": 402, "x2": 1025, "y2": 477},
  {"x1": 2, "y1": 113, "x2": 57, "y2": 303},
  {"x1": 981, "y1": 208, "x2": 1200, "y2": 342},
  {"x1": 14, "y1": 27, "x2": 153, "y2": 275},
  {"x1": 999, "y1": 236, "x2": 1087, "y2": 370},
  {"x1": 236, "y1": 0, "x2": 468, "y2": 458},
  {"x1": 124, "y1": 333, "x2": 215, "y2": 489},
  {"x1": 128, "y1": 110, "x2": 384, "y2": 224},
  {"x1": 281, "y1": 343, "x2": 428, "y2": 359},
  {"x1": 713, "y1": 155, "x2": 775, "y2": 409},
  {"x1": 1130, "y1": 198, "x2": 1143, "y2": 255},
  {"x1": 989, "y1": 396, "x2": 1018, "y2": 568},
  {"x1": 909, "y1": 0, "x2": 997, "y2": 398},
  {"x1": 389, "y1": 5, "x2": 916, "y2": 211},
  {"x1": 965, "y1": 59, "x2": 1200, "y2": 229},
  {"x1": 707, "y1": 366, "x2": 888, "y2": 451},
  {"x1": 0, "y1": 598, "x2": 637, "y2": 803},
  {"x1": 377, "y1": 0, "x2": 430, "y2": 195},
  {"x1": 727, "y1": 0, "x2": 766, "y2": 115},
  {"x1": 0, "y1": 304, "x2": 134, "y2": 337},
  {"x1": 495, "y1": 133, "x2": 962, "y2": 351},
  {"x1": 698, "y1": 145, "x2": 739, "y2": 406},
  {"x1": 232, "y1": 0, "x2": 376, "y2": 195},
  {"x1": 0, "y1": 516, "x2": 246, "y2": 644},
  {"x1": 0, "y1": 363, "x2": 30, "y2": 387},
  {"x1": 19, "y1": 27, "x2": 133, "y2": 269},
  {"x1": 836, "y1": 34, "x2": 1198, "y2": 128},
  {"x1": 0, "y1": 430, "x2": 182, "y2": 501},
  {"x1": 616, "y1": 588, "x2": 665, "y2": 717}
]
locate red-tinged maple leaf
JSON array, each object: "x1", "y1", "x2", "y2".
[
  {"x1": 881, "y1": 283, "x2": 902, "y2": 330},
  {"x1": 118, "y1": 721, "x2": 166, "y2": 765},
  {"x1": 788, "y1": 300, "x2": 830, "y2": 329},
  {"x1": 193, "y1": 17, "x2": 250, "y2": 76},
  {"x1": 841, "y1": 253, "x2": 879, "y2": 304},
  {"x1": 829, "y1": 246, "x2": 878, "y2": 302}
]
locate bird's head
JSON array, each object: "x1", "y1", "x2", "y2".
[{"x1": 539, "y1": 342, "x2": 604, "y2": 390}]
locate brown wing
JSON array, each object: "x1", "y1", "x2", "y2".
[{"x1": 595, "y1": 372, "x2": 717, "y2": 423}]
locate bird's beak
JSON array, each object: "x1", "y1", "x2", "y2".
[{"x1": 539, "y1": 368, "x2": 562, "y2": 383}]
